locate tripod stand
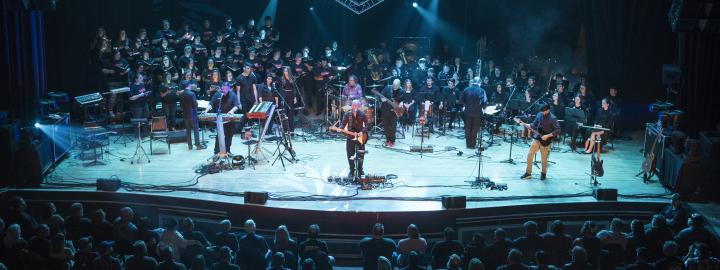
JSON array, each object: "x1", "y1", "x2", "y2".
[
  {"x1": 272, "y1": 110, "x2": 297, "y2": 169},
  {"x1": 130, "y1": 118, "x2": 150, "y2": 164},
  {"x1": 499, "y1": 119, "x2": 519, "y2": 165}
]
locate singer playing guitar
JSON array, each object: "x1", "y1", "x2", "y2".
[
  {"x1": 330, "y1": 100, "x2": 369, "y2": 177},
  {"x1": 516, "y1": 104, "x2": 561, "y2": 180}
]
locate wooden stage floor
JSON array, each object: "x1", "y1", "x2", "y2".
[{"x1": 45, "y1": 125, "x2": 672, "y2": 212}]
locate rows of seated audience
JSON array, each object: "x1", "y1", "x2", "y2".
[{"x1": 0, "y1": 194, "x2": 717, "y2": 270}]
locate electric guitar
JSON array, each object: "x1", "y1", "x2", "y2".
[
  {"x1": 328, "y1": 126, "x2": 368, "y2": 145},
  {"x1": 641, "y1": 125, "x2": 663, "y2": 181},
  {"x1": 371, "y1": 89, "x2": 405, "y2": 117},
  {"x1": 592, "y1": 140, "x2": 604, "y2": 177},
  {"x1": 513, "y1": 117, "x2": 553, "y2": 147}
]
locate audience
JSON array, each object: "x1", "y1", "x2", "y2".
[
  {"x1": 359, "y1": 223, "x2": 396, "y2": 270},
  {"x1": 1, "y1": 195, "x2": 719, "y2": 270},
  {"x1": 660, "y1": 194, "x2": 687, "y2": 233},
  {"x1": 431, "y1": 227, "x2": 464, "y2": 270}
]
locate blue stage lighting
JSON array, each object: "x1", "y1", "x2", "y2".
[
  {"x1": 34, "y1": 122, "x2": 40, "y2": 128},
  {"x1": 309, "y1": 6, "x2": 314, "y2": 11},
  {"x1": 412, "y1": 2, "x2": 418, "y2": 8}
]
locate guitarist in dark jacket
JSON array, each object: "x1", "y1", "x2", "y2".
[
  {"x1": 341, "y1": 100, "x2": 369, "y2": 177},
  {"x1": 380, "y1": 79, "x2": 403, "y2": 147},
  {"x1": 519, "y1": 104, "x2": 561, "y2": 180}
]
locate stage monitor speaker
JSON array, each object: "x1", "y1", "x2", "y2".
[
  {"x1": 593, "y1": 188, "x2": 618, "y2": 201},
  {"x1": 244, "y1": 191, "x2": 268, "y2": 205},
  {"x1": 96, "y1": 178, "x2": 121, "y2": 192},
  {"x1": 442, "y1": 195, "x2": 466, "y2": 209},
  {"x1": 167, "y1": 130, "x2": 187, "y2": 143}
]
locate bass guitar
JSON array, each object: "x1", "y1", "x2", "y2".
[
  {"x1": 513, "y1": 117, "x2": 552, "y2": 147},
  {"x1": 371, "y1": 89, "x2": 405, "y2": 117},
  {"x1": 328, "y1": 126, "x2": 368, "y2": 145}
]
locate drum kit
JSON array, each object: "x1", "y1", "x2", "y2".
[{"x1": 324, "y1": 81, "x2": 386, "y2": 130}]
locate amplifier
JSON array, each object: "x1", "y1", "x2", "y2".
[
  {"x1": 244, "y1": 191, "x2": 268, "y2": 205},
  {"x1": 442, "y1": 195, "x2": 466, "y2": 209},
  {"x1": 593, "y1": 188, "x2": 618, "y2": 201}
]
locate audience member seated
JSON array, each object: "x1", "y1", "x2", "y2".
[
  {"x1": 401, "y1": 251, "x2": 425, "y2": 270},
  {"x1": 564, "y1": 246, "x2": 592, "y2": 270},
  {"x1": 93, "y1": 240, "x2": 122, "y2": 270},
  {"x1": 467, "y1": 257, "x2": 486, "y2": 270},
  {"x1": 541, "y1": 220, "x2": 573, "y2": 267},
  {"x1": 214, "y1": 219, "x2": 239, "y2": 253},
  {"x1": 158, "y1": 245, "x2": 187, "y2": 270},
  {"x1": 126, "y1": 240, "x2": 159, "y2": 270},
  {"x1": 6, "y1": 197, "x2": 38, "y2": 240},
  {"x1": 625, "y1": 247, "x2": 654, "y2": 270},
  {"x1": 238, "y1": 219, "x2": 269, "y2": 270},
  {"x1": 431, "y1": 227, "x2": 464, "y2": 270},
  {"x1": 660, "y1": 194, "x2": 687, "y2": 233},
  {"x1": 267, "y1": 252, "x2": 291, "y2": 270},
  {"x1": 299, "y1": 224, "x2": 332, "y2": 270},
  {"x1": 180, "y1": 217, "x2": 211, "y2": 266},
  {"x1": 90, "y1": 209, "x2": 114, "y2": 247},
  {"x1": 268, "y1": 225, "x2": 299, "y2": 270},
  {"x1": 65, "y1": 202, "x2": 92, "y2": 244},
  {"x1": 645, "y1": 215, "x2": 676, "y2": 262},
  {"x1": 113, "y1": 206, "x2": 139, "y2": 256},
  {"x1": 396, "y1": 224, "x2": 427, "y2": 267},
  {"x1": 359, "y1": 223, "x2": 396, "y2": 270},
  {"x1": 532, "y1": 250, "x2": 558, "y2": 270},
  {"x1": 464, "y1": 232, "x2": 487, "y2": 266},
  {"x1": 377, "y1": 256, "x2": 392, "y2": 270},
  {"x1": 513, "y1": 221, "x2": 544, "y2": 264},
  {"x1": 159, "y1": 218, "x2": 202, "y2": 262},
  {"x1": 596, "y1": 218, "x2": 627, "y2": 267},
  {"x1": 626, "y1": 219, "x2": 651, "y2": 264},
  {"x1": 211, "y1": 246, "x2": 239, "y2": 270},
  {"x1": 653, "y1": 241, "x2": 683, "y2": 270},
  {"x1": 446, "y1": 253, "x2": 464, "y2": 270},
  {"x1": 191, "y1": 254, "x2": 208, "y2": 270},
  {"x1": 572, "y1": 221, "x2": 601, "y2": 267},
  {"x1": 497, "y1": 248, "x2": 530, "y2": 270},
  {"x1": 684, "y1": 243, "x2": 720, "y2": 270},
  {"x1": 676, "y1": 214, "x2": 717, "y2": 255},
  {"x1": 28, "y1": 224, "x2": 51, "y2": 268},
  {"x1": 486, "y1": 228, "x2": 513, "y2": 270},
  {"x1": 48, "y1": 233, "x2": 75, "y2": 270},
  {"x1": 73, "y1": 237, "x2": 98, "y2": 270}
]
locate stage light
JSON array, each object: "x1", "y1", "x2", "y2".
[
  {"x1": 412, "y1": 2, "x2": 418, "y2": 8},
  {"x1": 309, "y1": 6, "x2": 314, "y2": 11},
  {"x1": 34, "y1": 122, "x2": 40, "y2": 128}
]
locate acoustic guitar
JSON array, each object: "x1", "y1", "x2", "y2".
[
  {"x1": 371, "y1": 89, "x2": 405, "y2": 117},
  {"x1": 328, "y1": 126, "x2": 368, "y2": 145}
]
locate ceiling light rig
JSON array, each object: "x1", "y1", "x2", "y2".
[{"x1": 334, "y1": 0, "x2": 386, "y2": 15}]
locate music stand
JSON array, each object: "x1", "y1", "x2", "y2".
[
  {"x1": 130, "y1": 118, "x2": 150, "y2": 164},
  {"x1": 564, "y1": 107, "x2": 587, "y2": 151}
]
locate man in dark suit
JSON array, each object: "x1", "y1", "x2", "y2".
[
  {"x1": 461, "y1": 77, "x2": 487, "y2": 149},
  {"x1": 180, "y1": 84, "x2": 205, "y2": 150}
]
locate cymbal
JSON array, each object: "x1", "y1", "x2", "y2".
[{"x1": 365, "y1": 84, "x2": 384, "y2": 88}]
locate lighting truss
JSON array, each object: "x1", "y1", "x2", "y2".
[{"x1": 334, "y1": 0, "x2": 386, "y2": 15}]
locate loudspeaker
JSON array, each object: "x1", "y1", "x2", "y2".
[
  {"x1": 593, "y1": 188, "x2": 618, "y2": 201},
  {"x1": 96, "y1": 178, "x2": 121, "y2": 191},
  {"x1": 167, "y1": 130, "x2": 187, "y2": 143},
  {"x1": 244, "y1": 191, "x2": 268, "y2": 205},
  {"x1": 441, "y1": 195, "x2": 466, "y2": 209}
]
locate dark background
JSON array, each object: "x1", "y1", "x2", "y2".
[{"x1": 3, "y1": 0, "x2": 719, "y2": 134}]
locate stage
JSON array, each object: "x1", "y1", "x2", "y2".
[{"x1": 44, "y1": 122, "x2": 672, "y2": 212}]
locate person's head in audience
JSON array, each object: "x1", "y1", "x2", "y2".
[
  {"x1": 610, "y1": 218, "x2": 624, "y2": 233},
  {"x1": 408, "y1": 251, "x2": 422, "y2": 268},
  {"x1": 6, "y1": 224, "x2": 21, "y2": 241},
  {"x1": 220, "y1": 219, "x2": 232, "y2": 233},
  {"x1": 137, "y1": 216, "x2": 151, "y2": 232},
  {"x1": 494, "y1": 228, "x2": 507, "y2": 242},
  {"x1": 119, "y1": 206, "x2": 135, "y2": 223},
  {"x1": 51, "y1": 233, "x2": 67, "y2": 253},
  {"x1": 275, "y1": 225, "x2": 291, "y2": 244},
  {"x1": 160, "y1": 245, "x2": 175, "y2": 262},
  {"x1": 98, "y1": 241, "x2": 115, "y2": 257},
  {"x1": 468, "y1": 258, "x2": 485, "y2": 270},
  {"x1": 271, "y1": 252, "x2": 286, "y2": 268},
  {"x1": 244, "y1": 219, "x2": 256, "y2": 234},
  {"x1": 9, "y1": 196, "x2": 27, "y2": 212},
  {"x1": 377, "y1": 256, "x2": 391, "y2": 270},
  {"x1": 164, "y1": 218, "x2": 179, "y2": 231},
  {"x1": 407, "y1": 224, "x2": 420, "y2": 239},
  {"x1": 694, "y1": 243, "x2": 711, "y2": 259},
  {"x1": 689, "y1": 213, "x2": 705, "y2": 229},
  {"x1": 652, "y1": 214, "x2": 668, "y2": 229},
  {"x1": 551, "y1": 220, "x2": 565, "y2": 235},
  {"x1": 506, "y1": 249, "x2": 523, "y2": 266},
  {"x1": 580, "y1": 220, "x2": 596, "y2": 237},
  {"x1": 35, "y1": 224, "x2": 50, "y2": 239},
  {"x1": 308, "y1": 224, "x2": 320, "y2": 239},
  {"x1": 523, "y1": 221, "x2": 538, "y2": 236},
  {"x1": 662, "y1": 241, "x2": 678, "y2": 257},
  {"x1": 219, "y1": 246, "x2": 232, "y2": 263},
  {"x1": 43, "y1": 202, "x2": 57, "y2": 219},
  {"x1": 571, "y1": 246, "x2": 588, "y2": 264},
  {"x1": 635, "y1": 247, "x2": 650, "y2": 263},
  {"x1": 70, "y1": 202, "x2": 84, "y2": 217},
  {"x1": 191, "y1": 254, "x2": 207, "y2": 270},
  {"x1": 629, "y1": 219, "x2": 642, "y2": 234},
  {"x1": 372, "y1": 223, "x2": 384, "y2": 239},
  {"x1": 77, "y1": 237, "x2": 92, "y2": 251},
  {"x1": 181, "y1": 217, "x2": 195, "y2": 232},
  {"x1": 301, "y1": 258, "x2": 316, "y2": 270},
  {"x1": 441, "y1": 227, "x2": 455, "y2": 241},
  {"x1": 670, "y1": 193, "x2": 681, "y2": 208},
  {"x1": 535, "y1": 250, "x2": 549, "y2": 266},
  {"x1": 447, "y1": 253, "x2": 462, "y2": 269},
  {"x1": 132, "y1": 240, "x2": 148, "y2": 257},
  {"x1": 597, "y1": 250, "x2": 614, "y2": 270},
  {"x1": 471, "y1": 232, "x2": 485, "y2": 246}
]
